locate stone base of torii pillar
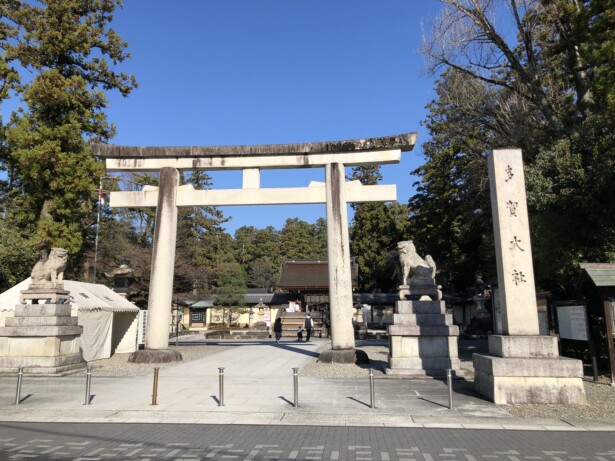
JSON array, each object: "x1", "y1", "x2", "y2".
[{"x1": 128, "y1": 348, "x2": 182, "y2": 363}]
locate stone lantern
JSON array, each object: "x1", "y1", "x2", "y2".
[{"x1": 105, "y1": 260, "x2": 135, "y2": 297}]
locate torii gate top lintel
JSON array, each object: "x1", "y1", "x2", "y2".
[
  {"x1": 93, "y1": 132, "x2": 417, "y2": 172},
  {"x1": 93, "y1": 132, "x2": 417, "y2": 158}
]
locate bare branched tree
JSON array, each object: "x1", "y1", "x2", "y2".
[{"x1": 423, "y1": 0, "x2": 567, "y2": 134}]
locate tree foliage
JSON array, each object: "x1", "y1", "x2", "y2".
[
  {"x1": 91, "y1": 171, "x2": 232, "y2": 302},
  {"x1": 215, "y1": 261, "x2": 247, "y2": 326},
  {"x1": 280, "y1": 217, "x2": 327, "y2": 261},
  {"x1": 414, "y1": 0, "x2": 615, "y2": 295},
  {"x1": 349, "y1": 166, "x2": 409, "y2": 292},
  {"x1": 0, "y1": 0, "x2": 136, "y2": 283}
]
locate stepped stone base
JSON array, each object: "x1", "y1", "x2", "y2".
[
  {"x1": 0, "y1": 289, "x2": 85, "y2": 376},
  {"x1": 387, "y1": 279, "x2": 462, "y2": 378},
  {"x1": 0, "y1": 357, "x2": 86, "y2": 376},
  {"x1": 473, "y1": 335, "x2": 586, "y2": 404}
]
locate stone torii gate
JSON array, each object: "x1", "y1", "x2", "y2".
[{"x1": 93, "y1": 133, "x2": 416, "y2": 363}]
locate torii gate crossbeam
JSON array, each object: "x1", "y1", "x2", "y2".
[{"x1": 93, "y1": 132, "x2": 416, "y2": 363}]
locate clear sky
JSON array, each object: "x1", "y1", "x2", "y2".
[{"x1": 104, "y1": 1, "x2": 441, "y2": 235}]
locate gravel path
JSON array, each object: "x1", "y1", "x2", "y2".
[
  {"x1": 75, "y1": 339, "x2": 615, "y2": 422},
  {"x1": 505, "y1": 378, "x2": 615, "y2": 421},
  {"x1": 75, "y1": 344, "x2": 233, "y2": 377},
  {"x1": 300, "y1": 342, "x2": 388, "y2": 378}
]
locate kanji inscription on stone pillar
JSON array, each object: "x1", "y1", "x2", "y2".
[{"x1": 488, "y1": 149, "x2": 539, "y2": 335}]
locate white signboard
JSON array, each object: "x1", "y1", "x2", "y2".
[
  {"x1": 557, "y1": 305, "x2": 588, "y2": 341},
  {"x1": 137, "y1": 310, "x2": 147, "y2": 346}
]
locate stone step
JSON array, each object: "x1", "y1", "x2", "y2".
[
  {"x1": 0, "y1": 352, "x2": 84, "y2": 368},
  {"x1": 392, "y1": 313, "x2": 453, "y2": 326},
  {"x1": 15, "y1": 304, "x2": 72, "y2": 317},
  {"x1": 5, "y1": 316, "x2": 78, "y2": 327},
  {"x1": 388, "y1": 324, "x2": 459, "y2": 336},
  {"x1": 396, "y1": 300, "x2": 446, "y2": 315},
  {"x1": 0, "y1": 325, "x2": 83, "y2": 337},
  {"x1": 488, "y1": 335, "x2": 559, "y2": 358},
  {"x1": 388, "y1": 356, "x2": 462, "y2": 370}
]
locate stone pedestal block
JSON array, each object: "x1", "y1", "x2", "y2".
[
  {"x1": 392, "y1": 313, "x2": 452, "y2": 325},
  {"x1": 398, "y1": 278, "x2": 442, "y2": 301},
  {"x1": 0, "y1": 288, "x2": 85, "y2": 375},
  {"x1": 396, "y1": 300, "x2": 446, "y2": 315},
  {"x1": 386, "y1": 279, "x2": 462, "y2": 377},
  {"x1": 473, "y1": 335, "x2": 586, "y2": 404},
  {"x1": 488, "y1": 335, "x2": 559, "y2": 358}
]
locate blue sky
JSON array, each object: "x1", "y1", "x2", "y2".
[{"x1": 104, "y1": 1, "x2": 441, "y2": 235}]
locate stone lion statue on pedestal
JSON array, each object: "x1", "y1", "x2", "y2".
[
  {"x1": 30, "y1": 248, "x2": 69, "y2": 289},
  {"x1": 397, "y1": 240, "x2": 436, "y2": 283}
]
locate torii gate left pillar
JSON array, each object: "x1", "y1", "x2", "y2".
[
  {"x1": 322, "y1": 162, "x2": 355, "y2": 360},
  {"x1": 94, "y1": 133, "x2": 417, "y2": 363}
]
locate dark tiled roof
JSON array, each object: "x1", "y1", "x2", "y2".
[
  {"x1": 185, "y1": 292, "x2": 295, "y2": 307},
  {"x1": 186, "y1": 292, "x2": 400, "y2": 307},
  {"x1": 277, "y1": 260, "x2": 358, "y2": 290},
  {"x1": 354, "y1": 293, "x2": 398, "y2": 304},
  {"x1": 245, "y1": 292, "x2": 296, "y2": 304}
]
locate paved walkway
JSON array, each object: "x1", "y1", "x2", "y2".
[{"x1": 0, "y1": 338, "x2": 613, "y2": 431}]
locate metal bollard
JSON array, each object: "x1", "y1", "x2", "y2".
[
  {"x1": 369, "y1": 369, "x2": 376, "y2": 409},
  {"x1": 84, "y1": 367, "x2": 92, "y2": 405},
  {"x1": 292, "y1": 367, "x2": 299, "y2": 408},
  {"x1": 447, "y1": 369, "x2": 453, "y2": 410},
  {"x1": 151, "y1": 367, "x2": 159, "y2": 406},
  {"x1": 15, "y1": 368, "x2": 23, "y2": 405},
  {"x1": 218, "y1": 367, "x2": 225, "y2": 406}
]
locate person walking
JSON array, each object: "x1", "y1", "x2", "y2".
[
  {"x1": 304, "y1": 314, "x2": 314, "y2": 342},
  {"x1": 273, "y1": 318, "x2": 283, "y2": 343},
  {"x1": 296, "y1": 325, "x2": 303, "y2": 342}
]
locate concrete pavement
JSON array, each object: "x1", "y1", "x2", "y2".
[{"x1": 0, "y1": 337, "x2": 613, "y2": 431}]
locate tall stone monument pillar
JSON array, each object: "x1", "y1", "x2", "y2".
[
  {"x1": 320, "y1": 162, "x2": 356, "y2": 363},
  {"x1": 473, "y1": 149, "x2": 585, "y2": 404},
  {"x1": 129, "y1": 167, "x2": 182, "y2": 363}
]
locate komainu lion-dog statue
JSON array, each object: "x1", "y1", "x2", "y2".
[
  {"x1": 397, "y1": 240, "x2": 436, "y2": 283},
  {"x1": 30, "y1": 248, "x2": 69, "y2": 289}
]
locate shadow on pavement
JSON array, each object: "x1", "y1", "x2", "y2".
[
  {"x1": 418, "y1": 396, "x2": 449, "y2": 409},
  {"x1": 173, "y1": 339, "x2": 321, "y2": 358},
  {"x1": 278, "y1": 396, "x2": 295, "y2": 407},
  {"x1": 347, "y1": 396, "x2": 371, "y2": 408},
  {"x1": 17, "y1": 394, "x2": 33, "y2": 404}
]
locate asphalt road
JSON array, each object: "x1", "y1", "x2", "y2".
[{"x1": 0, "y1": 422, "x2": 613, "y2": 460}]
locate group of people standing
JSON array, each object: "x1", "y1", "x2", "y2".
[{"x1": 273, "y1": 314, "x2": 314, "y2": 343}]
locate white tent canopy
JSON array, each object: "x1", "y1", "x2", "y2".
[{"x1": 0, "y1": 279, "x2": 140, "y2": 361}]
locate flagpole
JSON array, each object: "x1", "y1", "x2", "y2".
[{"x1": 93, "y1": 177, "x2": 103, "y2": 283}]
